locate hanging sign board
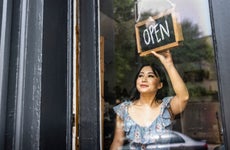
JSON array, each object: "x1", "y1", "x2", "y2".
[{"x1": 135, "y1": 10, "x2": 184, "y2": 56}]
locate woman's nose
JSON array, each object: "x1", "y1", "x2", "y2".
[{"x1": 142, "y1": 76, "x2": 147, "y2": 82}]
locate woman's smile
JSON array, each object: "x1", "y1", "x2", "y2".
[{"x1": 139, "y1": 84, "x2": 149, "y2": 89}]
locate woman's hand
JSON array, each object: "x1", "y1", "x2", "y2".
[{"x1": 151, "y1": 50, "x2": 174, "y2": 68}]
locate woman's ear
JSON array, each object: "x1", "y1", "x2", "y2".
[{"x1": 158, "y1": 82, "x2": 163, "y2": 89}]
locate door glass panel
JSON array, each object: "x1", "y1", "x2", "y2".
[{"x1": 100, "y1": 0, "x2": 223, "y2": 149}]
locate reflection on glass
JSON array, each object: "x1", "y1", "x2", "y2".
[
  {"x1": 123, "y1": 130, "x2": 208, "y2": 149},
  {"x1": 100, "y1": 0, "x2": 223, "y2": 149}
]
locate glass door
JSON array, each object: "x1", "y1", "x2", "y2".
[{"x1": 100, "y1": 0, "x2": 224, "y2": 149}]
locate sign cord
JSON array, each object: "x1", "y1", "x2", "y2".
[
  {"x1": 135, "y1": 0, "x2": 176, "y2": 23},
  {"x1": 166, "y1": 0, "x2": 176, "y2": 8}
]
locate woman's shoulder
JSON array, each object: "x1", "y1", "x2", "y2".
[
  {"x1": 113, "y1": 100, "x2": 132, "y2": 110},
  {"x1": 113, "y1": 100, "x2": 132, "y2": 119},
  {"x1": 161, "y1": 96, "x2": 174, "y2": 106},
  {"x1": 160, "y1": 96, "x2": 175, "y2": 124}
]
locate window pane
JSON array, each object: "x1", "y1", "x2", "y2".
[{"x1": 100, "y1": 0, "x2": 223, "y2": 149}]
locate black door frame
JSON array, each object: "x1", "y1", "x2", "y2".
[
  {"x1": 210, "y1": 0, "x2": 230, "y2": 149},
  {"x1": 79, "y1": 0, "x2": 101, "y2": 149},
  {"x1": 0, "y1": 0, "x2": 73, "y2": 149}
]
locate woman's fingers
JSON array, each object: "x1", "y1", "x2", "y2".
[
  {"x1": 151, "y1": 50, "x2": 173, "y2": 65},
  {"x1": 151, "y1": 50, "x2": 163, "y2": 58},
  {"x1": 151, "y1": 50, "x2": 169, "y2": 59}
]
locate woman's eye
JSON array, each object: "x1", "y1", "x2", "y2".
[
  {"x1": 148, "y1": 75, "x2": 155, "y2": 78},
  {"x1": 138, "y1": 74, "x2": 143, "y2": 78}
]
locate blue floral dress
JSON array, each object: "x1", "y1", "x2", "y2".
[{"x1": 113, "y1": 96, "x2": 173, "y2": 150}]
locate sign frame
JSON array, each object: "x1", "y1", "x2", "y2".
[{"x1": 135, "y1": 9, "x2": 184, "y2": 56}]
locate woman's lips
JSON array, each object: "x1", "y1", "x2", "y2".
[{"x1": 140, "y1": 84, "x2": 149, "y2": 88}]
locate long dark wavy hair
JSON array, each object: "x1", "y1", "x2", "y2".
[{"x1": 130, "y1": 63, "x2": 169, "y2": 103}]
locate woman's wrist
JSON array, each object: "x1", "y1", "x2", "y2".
[{"x1": 163, "y1": 62, "x2": 175, "y2": 70}]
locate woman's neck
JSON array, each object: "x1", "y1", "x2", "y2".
[{"x1": 137, "y1": 93, "x2": 157, "y2": 106}]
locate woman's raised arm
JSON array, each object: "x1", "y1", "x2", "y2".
[{"x1": 151, "y1": 50, "x2": 189, "y2": 115}]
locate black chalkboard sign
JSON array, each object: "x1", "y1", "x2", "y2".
[{"x1": 135, "y1": 10, "x2": 183, "y2": 56}]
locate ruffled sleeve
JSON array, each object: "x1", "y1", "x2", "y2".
[
  {"x1": 160, "y1": 96, "x2": 174, "y2": 129},
  {"x1": 113, "y1": 101, "x2": 130, "y2": 120}
]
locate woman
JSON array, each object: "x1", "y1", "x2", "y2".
[{"x1": 110, "y1": 50, "x2": 189, "y2": 150}]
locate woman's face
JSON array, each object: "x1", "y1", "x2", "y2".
[{"x1": 136, "y1": 66, "x2": 162, "y2": 94}]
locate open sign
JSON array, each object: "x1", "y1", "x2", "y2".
[{"x1": 135, "y1": 10, "x2": 184, "y2": 56}]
